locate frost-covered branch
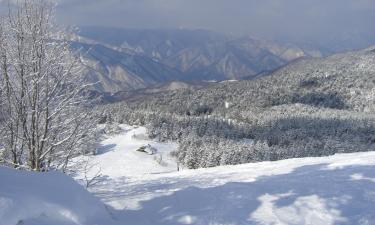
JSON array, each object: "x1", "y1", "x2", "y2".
[{"x1": 0, "y1": 0, "x2": 96, "y2": 171}]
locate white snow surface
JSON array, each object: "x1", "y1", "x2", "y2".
[
  {"x1": 2, "y1": 125, "x2": 375, "y2": 225},
  {"x1": 0, "y1": 167, "x2": 117, "y2": 225},
  {"x1": 74, "y1": 125, "x2": 179, "y2": 179},
  {"x1": 75, "y1": 125, "x2": 375, "y2": 225}
]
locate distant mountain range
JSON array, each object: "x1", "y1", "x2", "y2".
[
  {"x1": 165, "y1": 37, "x2": 306, "y2": 80},
  {"x1": 72, "y1": 42, "x2": 182, "y2": 93},
  {"x1": 130, "y1": 47, "x2": 375, "y2": 114},
  {"x1": 74, "y1": 27, "x2": 375, "y2": 95},
  {"x1": 74, "y1": 27, "x2": 314, "y2": 93}
]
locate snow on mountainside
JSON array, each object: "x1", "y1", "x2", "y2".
[
  {"x1": 135, "y1": 47, "x2": 375, "y2": 114},
  {"x1": 75, "y1": 27, "x2": 311, "y2": 93},
  {"x1": 166, "y1": 37, "x2": 307, "y2": 80},
  {"x1": 2, "y1": 125, "x2": 375, "y2": 225},
  {"x1": 74, "y1": 125, "x2": 375, "y2": 225},
  {"x1": 77, "y1": 27, "x2": 227, "y2": 60},
  {"x1": 105, "y1": 80, "x2": 212, "y2": 103},
  {"x1": 71, "y1": 42, "x2": 183, "y2": 93}
]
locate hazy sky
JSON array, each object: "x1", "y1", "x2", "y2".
[
  {"x1": 56, "y1": 0, "x2": 375, "y2": 36},
  {"x1": 2, "y1": 0, "x2": 375, "y2": 47}
]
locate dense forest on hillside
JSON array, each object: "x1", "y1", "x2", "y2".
[{"x1": 97, "y1": 50, "x2": 375, "y2": 168}]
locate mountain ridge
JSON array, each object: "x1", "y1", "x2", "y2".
[{"x1": 75, "y1": 27, "x2": 313, "y2": 93}]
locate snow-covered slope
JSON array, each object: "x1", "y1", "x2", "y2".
[
  {"x1": 74, "y1": 125, "x2": 375, "y2": 225},
  {"x1": 73, "y1": 125, "x2": 179, "y2": 179},
  {"x1": 0, "y1": 167, "x2": 117, "y2": 225},
  {"x1": 2, "y1": 125, "x2": 375, "y2": 225}
]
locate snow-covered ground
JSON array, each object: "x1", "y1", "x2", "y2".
[
  {"x1": 2, "y1": 125, "x2": 375, "y2": 225},
  {"x1": 75, "y1": 125, "x2": 375, "y2": 225},
  {"x1": 74, "y1": 125, "x2": 179, "y2": 179},
  {"x1": 0, "y1": 167, "x2": 117, "y2": 225}
]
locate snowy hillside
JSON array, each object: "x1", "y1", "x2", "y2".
[
  {"x1": 72, "y1": 125, "x2": 179, "y2": 179},
  {"x1": 73, "y1": 125, "x2": 375, "y2": 225},
  {"x1": 1, "y1": 125, "x2": 375, "y2": 225}
]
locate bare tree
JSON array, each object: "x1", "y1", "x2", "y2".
[
  {"x1": 0, "y1": 0, "x2": 95, "y2": 171},
  {"x1": 83, "y1": 159, "x2": 102, "y2": 189}
]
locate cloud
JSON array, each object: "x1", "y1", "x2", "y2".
[{"x1": 3, "y1": 0, "x2": 375, "y2": 48}]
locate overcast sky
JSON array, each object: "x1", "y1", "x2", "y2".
[
  {"x1": 58, "y1": 1, "x2": 374, "y2": 33},
  {"x1": 2, "y1": 0, "x2": 375, "y2": 47}
]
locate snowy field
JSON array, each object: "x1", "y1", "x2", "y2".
[{"x1": 1, "y1": 125, "x2": 375, "y2": 225}]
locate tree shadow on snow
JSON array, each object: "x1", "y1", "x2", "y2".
[{"x1": 105, "y1": 163, "x2": 375, "y2": 225}]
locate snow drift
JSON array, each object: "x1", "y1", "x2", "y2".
[{"x1": 0, "y1": 167, "x2": 117, "y2": 225}]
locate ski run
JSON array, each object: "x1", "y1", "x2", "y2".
[{"x1": 1, "y1": 125, "x2": 375, "y2": 225}]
